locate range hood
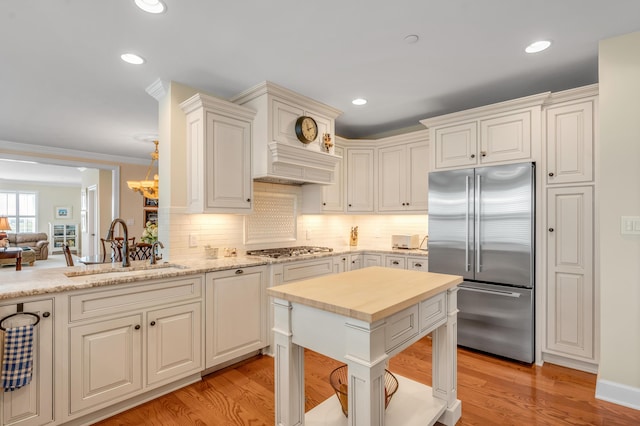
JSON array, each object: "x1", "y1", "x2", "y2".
[{"x1": 231, "y1": 81, "x2": 342, "y2": 185}]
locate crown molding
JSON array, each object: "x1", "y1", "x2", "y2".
[{"x1": 146, "y1": 78, "x2": 168, "y2": 101}]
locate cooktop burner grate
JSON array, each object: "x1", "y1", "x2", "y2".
[{"x1": 246, "y1": 246, "x2": 333, "y2": 258}]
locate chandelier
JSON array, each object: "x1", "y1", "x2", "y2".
[{"x1": 127, "y1": 140, "x2": 159, "y2": 199}]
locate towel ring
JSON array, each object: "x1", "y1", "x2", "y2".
[{"x1": 0, "y1": 312, "x2": 40, "y2": 331}]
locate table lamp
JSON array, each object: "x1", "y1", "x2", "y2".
[{"x1": 0, "y1": 216, "x2": 11, "y2": 239}]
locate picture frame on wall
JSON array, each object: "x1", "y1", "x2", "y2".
[
  {"x1": 144, "y1": 197, "x2": 159, "y2": 208},
  {"x1": 55, "y1": 206, "x2": 72, "y2": 219},
  {"x1": 144, "y1": 209, "x2": 158, "y2": 225}
]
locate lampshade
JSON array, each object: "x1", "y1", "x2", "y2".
[
  {"x1": 127, "y1": 140, "x2": 159, "y2": 199},
  {"x1": 0, "y1": 216, "x2": 11, "y2": 240}
]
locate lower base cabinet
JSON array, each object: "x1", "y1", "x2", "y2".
[
  {"x1": 205, "y1": 266, "x2": 268, "y2": 368},
  {"x1": 0, "y1": 298, "x2": 53, "y2": 426},
  {"x1": 66, "y1": 276, "x2": 204, "y2": 418}
]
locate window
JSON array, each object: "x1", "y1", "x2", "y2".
[{"x1": 0, "y1": 191, "x2": 37, "y2": 233}]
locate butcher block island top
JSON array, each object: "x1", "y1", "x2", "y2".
[{"x1": 266, "y1": 266, "x2": 462, "y2": 323}]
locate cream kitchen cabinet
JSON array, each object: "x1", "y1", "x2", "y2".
[
  {"x1": 384, "y1": 254, "x2": 407, "y2": 269},
  {"x1": 181, "y1": 92, "x2": 256, "y2": 214},
  {"x1": 205, "y1": 266, "x2": 268, "y2": 368},
  {"x1": 66, "y1": 275, "x2": 203, "y2": 418},
  {"x1": 333, "y1": 254, "x2": 348, "y2": 273},
  {"x1": 384, "y1": 253, "x2": 429, "y2": 272},
  {"x1": 0, "y1": 299, "x2": 53, "y2": 426},
  {"x1": 407, "y1": 256, "x2": 429, "y2": 272},
  {"x1": 378, "y1": 137, "x2": 429, "y2": 212},
  {"x1": 349, "y1": 253, "x2": 362, "y2": 270},
  {"x1": 346, "y1": 147, "x2": 375, "y2": 212},
  {"x1": 545, "y1": 96, "x2": 596, "y2": 185},
  {"x1": 422, "y1": 93, "x2": 548, "y2": 171},
  {"x1": 363, "y1": 253, "x2": 382, "y2": 267},
  {"x1": 544, "y1": 186, "x2": 595, "y2": 369},
  {"x1": 301, "y1": 145, "x2": 345, "y2": 213}
]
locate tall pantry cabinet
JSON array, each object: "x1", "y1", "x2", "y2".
[{"x1": 542, "y1": 85, "x2": 598, "y2": 373}]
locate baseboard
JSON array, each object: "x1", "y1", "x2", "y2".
[
  {"x1": 541, "y1": 352, "x2": 599, "y2": 374},
  {"x1": 595, "y1": 379, "x2": 640, "y2": 410}
]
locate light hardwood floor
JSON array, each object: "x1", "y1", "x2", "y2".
[{"x1": 94, "y1": 336, "x2": 640, "y2": 425}]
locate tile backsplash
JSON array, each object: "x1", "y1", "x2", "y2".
[{"x1": 166, "y1": 182, "x2": 428, "y2": 261}]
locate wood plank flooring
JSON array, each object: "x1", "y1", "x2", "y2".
[{"x1": 94, "y1": 337, "x2": 640, "y2": 425}]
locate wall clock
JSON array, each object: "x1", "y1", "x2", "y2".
[{"x1": 295, "y1": 116, "x2": 318, "y2": 144}]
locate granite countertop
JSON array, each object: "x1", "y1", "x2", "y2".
[
  {"x1": 0, "y1": 247, "x2": 428, "y2": 301},
  {"x1": 267, "y1": 266, "x2": 459, "y2": 322}
]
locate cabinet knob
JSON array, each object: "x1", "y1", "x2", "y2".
[
  {"x1": 42, "y1": 312, "x2": 51, "y2": 318},
  {"x1": 406, "y1": 202, "x2": 409, "y2": 206},
  {"x1": 402, "y1": 203, "x2": 406, "y2": 206},
  {"x1": 342, "y1": 257, "x2": 346, "y2": 261},
  {"x1": 150, "y1": 321, "x2": 156, "y2": 326},
  {"x1": 235, "y1": 269, "x2": 244, "y2": 274},
  {"x1": 348, "y1": 204, "x2": 352, "y2": 207},
  {"x1": 549, "y1": 228, "x2": 554, "y2": 232},
  {"x1": 323, "y1": 202, "x2": 326, "y2": 206},
  {"x1": 548, "y1": 172, "x2": 554, "y2": 177},
  {"x1": 470, "y1": 154, "x2": 476, "y2": 159},
  {"x1": 392, "y1": 261, "x2": 399, "y2": 265},
  {"x1": 415, "y1": 263, "x2": 422, "y2": 268},
  {"x1": 134, "y1": 325, "x2": 141, "y2": 330},
  {"x1": 246, "y1": 198, "x2": 251, "y2": 202},
  {"x1": 352, "y1": 260, "x2": 356, "y2": 264},
  {"x1": 481, "y1": 151, "x2": 487, "y2": 157}
]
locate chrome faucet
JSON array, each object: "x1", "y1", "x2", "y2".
[
  {"x1": 150, "y1": 241, "x2": 164, "y2": 265},
  {"x1": 106, "y1": 218, "x2": 130, "y2": 267}
]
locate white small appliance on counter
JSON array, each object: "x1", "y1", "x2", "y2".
[{"x1": 391, "y1": 234, "x2": 420, "y2": 249}]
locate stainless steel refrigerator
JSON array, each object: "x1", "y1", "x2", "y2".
[{"x1": 428, "y1": 162, "x2": 535, "y2": 363}]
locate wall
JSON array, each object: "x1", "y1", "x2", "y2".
[
  {"x1": 0, "y1": 181, "x2": 80, "y2": 235},
  {"x1": 167, "y1": 182, "x2": 428, "y2": 262},
  {"x1": 597, "y1": 31, "x2": 640, "y2": 409}
]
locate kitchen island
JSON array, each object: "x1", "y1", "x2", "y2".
[{"x1": 267, "y1": 266, "x2": 462, "y2": 426}]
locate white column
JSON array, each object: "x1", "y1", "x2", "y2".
[
  {"x1": 344, "y1": 319, "x2": 388, "y2": 426},
  {"x1": 273, "y1": 298, "x2": 305, "y2": 426},
  {"x1": 432, "y1": 287, "x2": 461, "y2": 425}
]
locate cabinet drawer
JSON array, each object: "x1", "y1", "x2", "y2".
[
  {"x1": 69, "y1": 275, "x2": 204, "y2": 322},
  {"x1": 407, "y1": 257, "x2": 428, "y2": 272},
  {"x1": 385, "y1": 255, "x2": 406, "y2": 269},
  {"x1": 283, "y1": 258, "x2": 334, "y2": 283},
  {"x1": 385, "y1": 303, "x2": 419, "y2": 352},
  {"x1": 420, "y1": 293, "x2": 447, "y2": 333}
]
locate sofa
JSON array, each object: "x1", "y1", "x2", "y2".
[{"x1": 3, "y1": 232, "x2": 50, "y2": 260}]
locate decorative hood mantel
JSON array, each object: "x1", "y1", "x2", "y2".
[{"x1": 231, "y1": 81, "x2": 342, "y2": 185}]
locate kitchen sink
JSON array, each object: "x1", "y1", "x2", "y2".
[{"x1": 64, "y1": 262, "x2": 189, "y2": 279}]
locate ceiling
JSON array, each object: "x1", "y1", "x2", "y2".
[{"x1": 2, "y1": 1, "x2": 640, "y2": 165}]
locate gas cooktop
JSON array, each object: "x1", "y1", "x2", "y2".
[{"x1": 246, "y1": 246, "x2": 333, "y2": 259}]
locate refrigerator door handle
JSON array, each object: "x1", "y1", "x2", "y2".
[
  {"x1": 459, "y1": 285, "x2": 522, "y2": 298},
  {"x1": 465, "y1": 175, "x2": 470, "y2": 272},
  {"x1": 475, "y1": 174, "x2": 481, "y2": 273}
]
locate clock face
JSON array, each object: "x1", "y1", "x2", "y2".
[{"x1": 295, "y1": 116, "x2": 318, "y2": 143}]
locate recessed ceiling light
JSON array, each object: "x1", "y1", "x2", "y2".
[
  {"x1": 134, "y1": 0, "x2": 166, "y2": 14},
  {"x1": 121, "y1": 53, "x2": 145, "y2": 65},
  {"x1": 404, "y1": 34, "x2": 419, "y2": 44},
  {"x1": 352, "y1": 98, "x2": 367, "y2": 106},
  {"x1": 525, "y1": 40, "x2": 551, "y2": 53}
]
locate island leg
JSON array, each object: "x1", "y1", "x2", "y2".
[
  {"x1": 273, "y1": 298, "x2": 305, "y2": 426},
  {"x1": 345, "y1": 319, "x2": 388, "y2": 426},
  {"x1": 432, "y1": 287, "x2": 461, "y2": 425}
]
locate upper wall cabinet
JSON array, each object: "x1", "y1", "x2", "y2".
[
  {"x1": 378, "y1": 131, "x2": 429, "y2": 212},
  {"x1": 421, "y1": 92, "x2": 549, "y2": 170},
  {"x1": 346, "y1": 146, "x2": 375, "y2": 213},
  {"x1": 545, "y1": 94, "x2": 596, "y2": 185},
  {"x1": 181, "y1": 93, "x2": 256, "y2": 214},
  {"x1": 231, "y1": 81, "x2": 342, "y2": 185},
  {"x1": 302, "y1": 145, "x2": 345, "y2": 214}
]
